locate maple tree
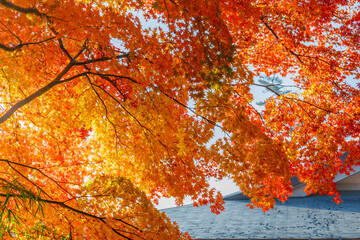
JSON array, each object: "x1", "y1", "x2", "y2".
[{"x1": 0, "y1": 0, "x2": 360, "y2": 238}]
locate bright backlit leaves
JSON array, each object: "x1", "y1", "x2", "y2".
[{"x1": 0, "y1": 0, "x2": 359, "y2": 238}]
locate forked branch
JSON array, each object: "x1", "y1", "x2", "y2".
[{"x1": 0, "y1": 54, "x2": 129, "y2": 125}]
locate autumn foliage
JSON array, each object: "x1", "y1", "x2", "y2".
[{"x1": 0, "y1": 0, "x2": 360, "y2": 238}]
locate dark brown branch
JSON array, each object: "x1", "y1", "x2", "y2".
[
  {"x1": 253, "y1": 83, "x2": 332, "y2": 113},
  {"x1": 295, "y1": 53, "x2": 352, "y2": 71},
  {"x1": 233, "y1": 89, "x2": 264, "y2": 121},
  {"x1": 90, "y1": 70, "x2": 229, "y2": 136},
  {"x1": 0, "y1": 37, "x2": 56, "y2": 52},
  {"x1": 74, "y1": 40, "x2": 88, "y2": 59},
  {"x1": 86, "y1": 75, "x2": 126, "y2": 148},
  {"x1": 63, "y1": 194, "x2": 143, "y2": 234},
  {"x1": 113, "y1": 218, "x2": 142, "y2": 233},
  {"x1": 0, "y1": 42, "x2": 23, "y2": 52},
  {"x1": 252, "y1": 83, "x2": 316, "y2": 120},
  {"x1": 5, "y1": 162, "x2": 53, "y2": 200},
  {"x1": 260, "y1": 17, "x2": 354, "y2": 73},
  {"x1": 252, "y1": 83, "x2": 281, "y2": 97},
  {"x1": 87, "y1": 72, "x2": 140, "y2": 85},
  {"x1": 88, "y1": 80, "x2": 170, "y2": 150},
  {"x1": 260, "y1": 17, "x2": 304, "y2": 64},
  {"x1": 0, "y1": 159, "x2": 75, "y2": 198},
  {"x1": 0, "y1": 192, "x2": 134, "y2": 240},
  {"x1": 58, "y1": 38, "x2": 73, "y2": 60},
  {"x1": 285, "y1": 97, "x2": 331, "y2": 113},
  {"x1": 57, "y1": 39, "x2": 87, "y2": 62},
  {"x1": 59, "y1": 72, "x2": 90, "y2": 83},
  {"x1": 160, "y1": 90, "x2": 222, "y2": 128},
  {"x1": 0, "y1": 19, "x2": 21, "y2": 42},
  {"x1": 98, "y1": 218, "x2": 133, "y2": 240},
  {"x1": 88, "y1": 81, "x2": 148, "y2": 131},
  {"x1": 0, "y1": 53, "x2": 129, "y2": 124},
  {"x1": 73, "y1": 53, "x2": 129, "y2": 66},
  {"x1": 0, "y1": 62, "x2": 73, "y2": 124},
  {"x1": 0, "y1": 0, "x2": 44, "y2": 17}
]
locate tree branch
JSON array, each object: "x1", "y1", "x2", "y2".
[
  {"x1": 0, "y1": 0, "x2": 44, "y2": 17},
  {"x1": 73, "y1": 53, "x2": 129, "y2": 66},
  {"x1": 0, "y1": 192, "x2": 135, "y2": 240},
  {"x1": 88, "y1": 79, "x2": 170, "y2": 151},
  {"x1": 0, "y1": 159, "x2": 75, "y2": 199},
  {"x1": 58, "y1": 38, "x2": 73, "y2": 60},
  {"x1": 0, "y1": 62, "x2": 73, "y2": 124},
  {"x1": 0, "y1": 37, "x2": 56, "y2": 52},
  {"x1": 0, "y1": 53, "x2": 129, "y2": 124},
  {"x1": 85, "y1": 75, "x2": 127, "y2": 149},
  {"x1": 260, "y1": 17, "x2": 304, "y2": 64},
  {"x1": 5, "y1": 162, "x2": 53, "y2": 200}
]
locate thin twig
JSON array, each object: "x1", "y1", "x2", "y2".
[{"x1": 0, "y1": 159, "x2": 75, "y2": 198}]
